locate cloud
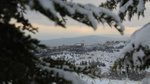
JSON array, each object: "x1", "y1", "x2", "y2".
[{"x1": 28, "y1": 23, "x2": 140, "y2": 40}]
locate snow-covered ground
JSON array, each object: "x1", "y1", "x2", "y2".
[
  {"x1": 82, "y1": 78, "x2": 141, "y2": 84},
  {"x1": 39, "y1": 39, "x2": 150, "y2": 84},
  {"x1": 51, "y1": 50, "x2": 120, "y2": 73},
  {"x1": 89, "y1": 79, "x2": 141, "y2": 84},
  {"x1": 78, "y1": 73, "x2": 141, "y2": 84},
  {"x1": 48, "y1": 50, "x2": 147, "y2": 84}
]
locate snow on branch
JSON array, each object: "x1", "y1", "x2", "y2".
[
  {"x1": 101, "y1": 0, "x2": 148, "y2": 21},
  {"x1": 119, "y1": 0, "x2": 134, "y2": 14},
  {"x1": 37, "y1": 65, "x2": 87, "y2": 84},
  {"x1": 39, "y1": 56, "x2": 101, "y2": 78},
  {"x1": 137, "y1": 0, "x2": 145, "y2": 16},
  {"x1": 29, "y1": 0, "x2": 124, "y2": 33},
  {"x1": 114, "y1": 22, "x2": 150, "y2": 71}
]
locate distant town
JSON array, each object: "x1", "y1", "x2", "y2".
[{"x1": 35, "y1": 41, "x2": 126, "y2": 57}]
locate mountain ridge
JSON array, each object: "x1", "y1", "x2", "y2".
[{"x1": 40, "y1": 35, "x2": 129, "y2": 46}]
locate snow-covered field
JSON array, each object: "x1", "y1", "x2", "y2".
[
  {"x1": 40, "y1": 39, "x2": 150, "y2": 84},
  {"x1": 79, "y1": 74, "x2": 141, "y2": 84},
  {"x1": 51, "y1": 50, "x2": 120, "y2": 73},
  {"x1": 83, "y1": 78, "x2": 141, "y2": 84}
]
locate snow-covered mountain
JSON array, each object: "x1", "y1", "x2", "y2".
[{"x1": 40, "y1": 35, "x2": 128, "y2": 46}]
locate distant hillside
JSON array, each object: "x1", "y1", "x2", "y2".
[{"x1": 40, "y1": 35, "x2": 128, "y2": 46}]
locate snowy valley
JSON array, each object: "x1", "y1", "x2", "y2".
[{"x1": 36, "y1": 40, "x2": 147, "y2": 84}]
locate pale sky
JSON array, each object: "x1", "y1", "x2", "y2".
[{"x1": 24, "y1": 0, "x2": 150, "y2": 40}]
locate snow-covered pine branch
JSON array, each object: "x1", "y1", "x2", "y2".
[
  {"x1": 36, "y1": 56, "x2": 102, "y2": 84},
  {"x1": 37, "y1": 65, "x2": 87, "y2": 84},
  {"x1": 40, "y1": 57, "x2": 101, "y2": 76},
  {"x1": 29, "y1": 0, "x2": 124, "y2": 34},
  {"x1": 113, "y1": 22, "x2": 150, "y2": 71},
  {"x1": 101, "y1": 0, "x2": 148, "y2": 21}
]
